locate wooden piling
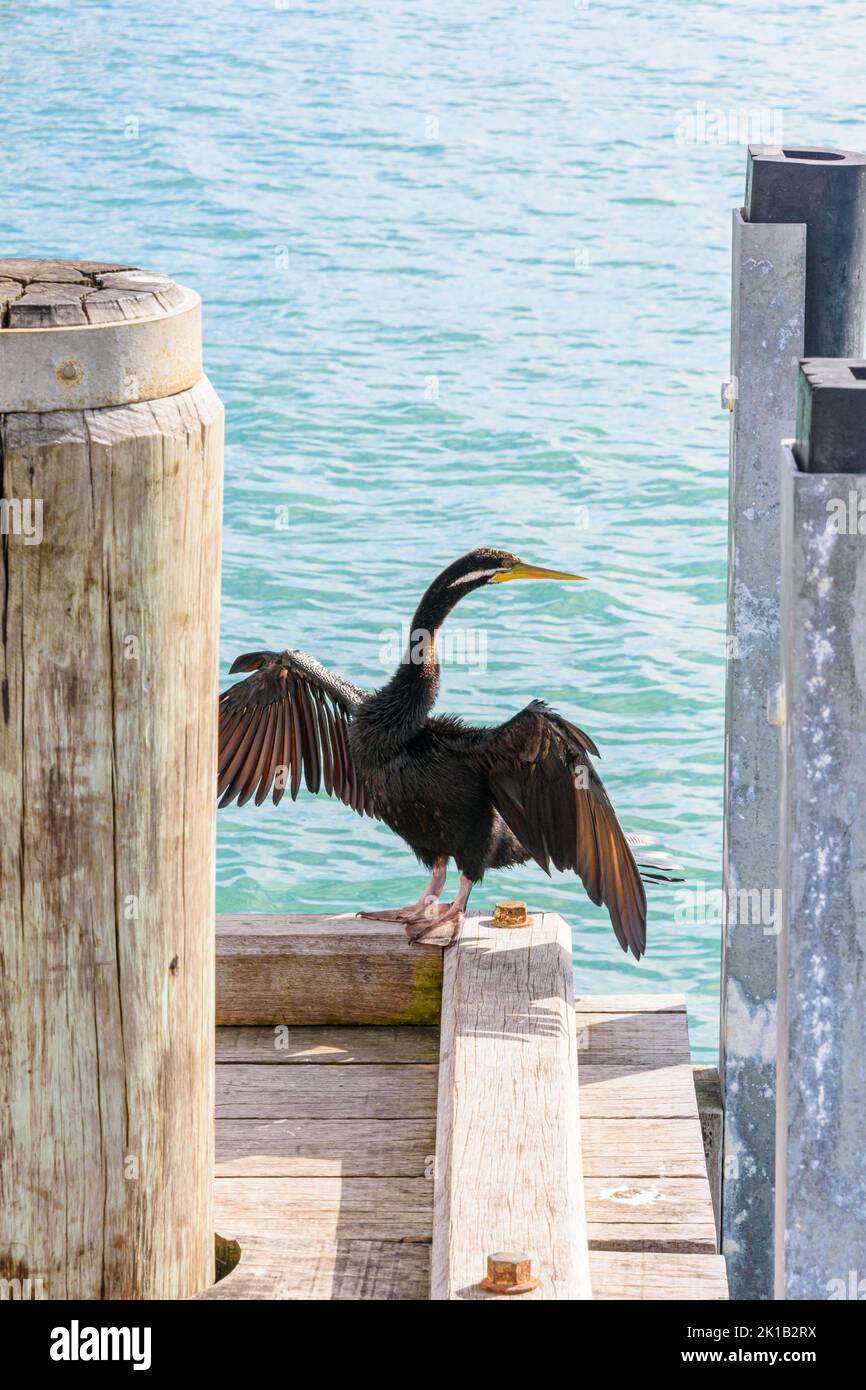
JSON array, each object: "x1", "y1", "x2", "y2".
[{"x1": 0, "y1": 260, "x2": 222, "y2": 1298}]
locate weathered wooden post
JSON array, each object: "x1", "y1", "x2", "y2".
[
  {"x1": 432, "y1": 911, "x2": 591, "y2": 1300},
  {"x1": 776, "y1": 361, "x2": 866, "y2": 1299},
  {"x1": 0, "y1": 260, "x2": 222, "y2": 1298},
  {"x1": 721, "y1": 147, "x2": 866, "y2": 1299}
]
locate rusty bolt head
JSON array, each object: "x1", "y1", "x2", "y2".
[
  {"x1": 479, "y1": 1251, "x2": 542, "y2": 1295},
  {"x1": 56, "y1": 359, "x2": 84, "y2": 385},
  {"x1": 492, "y1": 900, "x2": 531, "y2": 928}
]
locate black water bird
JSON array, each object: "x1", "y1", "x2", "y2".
[{"x1": 217, "y1": 548, "x2": 679, "y2": 956}]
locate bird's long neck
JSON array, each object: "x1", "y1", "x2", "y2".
[{"x1": 362, "y1": 581, "x2": 463, "y2": 745}]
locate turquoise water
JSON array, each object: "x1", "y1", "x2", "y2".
[{"x1": 5, "y1": 1, "x2": 866, "y2": 1060}]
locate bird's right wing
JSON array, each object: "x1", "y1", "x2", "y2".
[
  {"x1": 467, "y1": 699, "x2": 647, "y2": 959},
  {"x1": 218, "y1": 648, "x2": 376, "y2": 816}
]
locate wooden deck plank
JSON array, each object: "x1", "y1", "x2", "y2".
[
  {"x1": 575, "y1": 1012, "x2": 690, "y2": 1063},
  {"x1": 216, "y1": 1118, "x2": 435, "y2": 1178},
  {"x1": 575, "y1": 994, "x2": 686, "y2": 1013},
  {"x1": 590, "y1": 1250, "x2": 729, "y2": 1299},
  {"x1": 584, "y1": 1177, "x2": 717, "y2": 1233},
  {"x1": 432, "y1": 911, "x2": 591, "y2": 1300},
  {"x1": 216, "y1": 1063, "x2": 438, "y2": 1119},
  {"x1": 587, "y1": 1224, "x2": 717, "y2": 1253},
  {"x1": 212, "y1": 1176, "x2": 432, "y2": 1241},
  {"x1": 208, "y1": 1014, "x2": 437, "y2": 1300},
  {"x1": 215, "y1": 1025, "x2": 440, "y2": 1065},
  {"x1": 199, "y1": 1232, "x2": 430, "y2": 1301},
  {"x1": 216, "y1": 914, "x2": 443, "y2": 1026},
  {"x1": 581, "y1": 1117, "x2": 708, "y2": 1177},
  {"x1": 578, "y1": 1063, "x2": 699, "y2": 1118},
  {"x1": 575, "y1": 997, "x2": 723, "y2": 1276}
]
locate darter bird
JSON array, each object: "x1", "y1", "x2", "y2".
[{"x1": 217, "y1": 549, "x2": 679, "y2": 955}]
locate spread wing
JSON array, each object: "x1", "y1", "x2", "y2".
[
  {"x1": 469, "y1": 699, "x2": 648, "y2": 959},
  {"x1": 218, "y1": 648, "x2": 376, "y2": 816}
]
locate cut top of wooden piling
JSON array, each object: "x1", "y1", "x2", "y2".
[
  {"x1": 0, "y1": 258, "x2": 190, "y2": 326},
  {"x1": 0, "y1": 258, "x2": 201, "y2": 412}
]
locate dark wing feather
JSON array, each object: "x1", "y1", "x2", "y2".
[
  {"x1": 470, "y1": 699, "x2": 647, "y2": 959},
  {"x1": 217, "y1": 648, "x2": 376, "y2": 817}
]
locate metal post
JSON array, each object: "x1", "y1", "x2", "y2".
[
  {"x1": 776, "y1": 362, "x2": 866, "y2": 1299},
  {"x1": 722, "y1": 146, "x2": 866, "y2": 1299},
  {"x1": 721, "y1": 198, "x2": 805, "y2": 1302}
]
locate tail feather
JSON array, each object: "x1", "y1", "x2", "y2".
[{"x1": 625, "y1": 834, "x2": 685, "y2": 885}]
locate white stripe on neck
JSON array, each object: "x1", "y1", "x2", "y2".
[{"x1": 448, "y1": 568, "x2": 496, "y2": 588}]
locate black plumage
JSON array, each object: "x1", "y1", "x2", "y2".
[{"x1": 217, "y1": 548, "x2": 680, "y2": 957}]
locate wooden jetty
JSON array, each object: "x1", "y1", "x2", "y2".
[{"x1": 202, "y1": 911, "x2": 727, "y2": 1301}]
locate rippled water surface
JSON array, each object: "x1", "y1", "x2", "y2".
[{"x1": 5, "y1": 0, "x2": 866, "y2": 1059}]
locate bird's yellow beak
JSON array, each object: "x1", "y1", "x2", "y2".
[{"x1": 491, "y1": 561, "x2": 588, "y2": 584}]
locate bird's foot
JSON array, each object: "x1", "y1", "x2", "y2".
[
  {"x1": 405, "y1": 903, "x2": 464, "y2": 948},
  {"x1": 400, "y1": 895, "x2": 455, "y2": 924},
  {"x1": 358, "y1": 891, "x2": 452, "y2": 925},
  {"x1": 357, "y1": 907, "x2": 426, "y2": 922}
]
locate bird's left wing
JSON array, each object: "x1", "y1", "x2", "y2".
[
  {"x1": 467, "y1": 699, "x2": 647, "y2": 959},
  {"x1": 218, "y1": 648, "x2": 376, "y2": 815}
]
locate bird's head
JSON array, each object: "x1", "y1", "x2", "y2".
[
  {"x1": 429, "y1": 547, "x2": 587, "y2": 604},
  {"x1": 393, "y1": 548, "x2": 588, "y2": 701}
]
